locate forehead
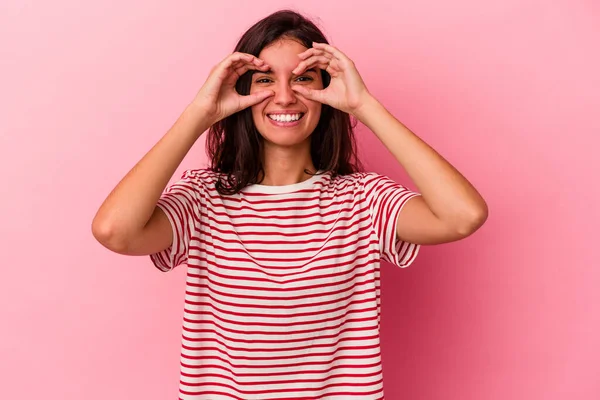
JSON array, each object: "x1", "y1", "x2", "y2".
[{"x1": 258, "y1": 39, "x2": 308, "y2": 71}]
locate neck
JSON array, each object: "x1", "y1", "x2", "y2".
[{"x1": 260, "y1": 143, "x2": 316, "y2": 186}]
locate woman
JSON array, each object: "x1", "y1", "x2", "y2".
[{"x1": 92, "y1": 9, "x2": 487, "y2": 400}]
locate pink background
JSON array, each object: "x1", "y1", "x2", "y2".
[{"x1": 1, "y1": 0, "x2": 598, "y2": 399}]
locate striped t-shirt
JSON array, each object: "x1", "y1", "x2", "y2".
[{"x1": 150, "y1": 168, "x2": 421, "y2": 400}]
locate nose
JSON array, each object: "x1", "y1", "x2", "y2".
[{"x1": 273, "y1": 81, "x2": 297, "y2": 106}]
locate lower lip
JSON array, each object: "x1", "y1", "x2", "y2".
[{"x1": 267, "y1": 115, "x2": 304, "y2": 127}]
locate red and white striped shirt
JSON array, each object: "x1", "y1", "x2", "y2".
[{"x1": 150, "y1": 168, "x2": 421, "y2": 400}]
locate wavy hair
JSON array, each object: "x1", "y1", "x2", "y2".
[{"x1": 207, "y1": 9, "x2": 363, "y2": 194}]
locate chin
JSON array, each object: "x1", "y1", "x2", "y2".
[
  {"x1": 261, "y1": 130, "x2": 312, "y2": 148},
  {"x1": 256, "y1": 114, "x2": 317, "y2": 148}
]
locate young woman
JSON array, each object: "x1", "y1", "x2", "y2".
[{"x1": 93, "y1": 9, "x2": 487, "y2": 400}]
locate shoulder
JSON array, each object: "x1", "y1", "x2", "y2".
[
  {"x1": 311, "y1": 171, "x2": 377, "y2": 200},
  {"x1": 325, "y1": 170, "x2": 388, "y2": 189},
  {"x1": 178, "y1": 168, "x2": 222, "y2": 189}
]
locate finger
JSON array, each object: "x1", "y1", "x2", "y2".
[
  {"x1": 291, "y1": 85, "x2": 326, "y2": 104},
  {"x1": 292, "y1": 55, "x2": 332, "y2": 75},
  {"x1": 295, "y1": 58, "x2": 342, "y2": 79},
  {"x1": 239, "y1": 90, "x2": 274, "y2": 109},
  {"x1": 233, "y1": 61, "x2": 269, "y2": 78},
  {"x1": 296, "y1": 49, "x2": 344, "y2": 76},
  {"x1": 225, "y1": 53, "x2": 252, "y2": 68},
  {"x1": 298, "y1": 48, "x2": 333, "y2": 61},
  {"x1": 312, "y1": 42, "x2": 347, "y2": 62},
  {"x1": 215, "y1": 56, "x2": 254, "y2": 81},
  {"x1": 221, "y1": 56, "x2": 269, "y2": 81},
  {"x1": 224, "y1": 53, "x2": 265, "y2": 71},
  {"x1": 231, "y1": 52, "x2": 262, "y2": 64},
  {"x1": 230, "y1": 57, "x2": 267, "y2": 72}
]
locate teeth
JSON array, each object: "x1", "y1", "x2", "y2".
[{"x1": 268, "y1": 113, "x2": 302, "y2": 122}]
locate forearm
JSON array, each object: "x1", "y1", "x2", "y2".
[
  {"x1": 354, "y1": 95, "x2": 488, "y2": 232},
  {"x1": 92, "y1": 103, "x2": 212, "y2": 242}
]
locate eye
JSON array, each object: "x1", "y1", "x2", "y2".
[
  {"x1": 295, "y1": 76, "x2": 313, "y2": 82},
  {"x1": 255, "y1": 78, "x2": 272, "y2": 84}
]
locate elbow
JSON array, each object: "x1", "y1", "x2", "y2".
[
  {"x1": 91, "y1": 219, "x2": 128, "y2": 253},
  {"x1": 456, "y1": 203, "x2": 489, "y2": 238}
]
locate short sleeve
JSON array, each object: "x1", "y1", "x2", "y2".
[
  {"x1": 149, "y1": 169, "x2": 202, "y2": 272},
  {"x1": 361, "y1": 172, "x2": 422, "y2": 268}
]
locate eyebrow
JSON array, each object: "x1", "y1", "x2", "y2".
[{"x1": 253, "y1": 67, "x2": 318, "y2": 75}]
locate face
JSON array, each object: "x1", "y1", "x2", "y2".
[{"x1": 250, "y1": 38, "x2": 324, "y2": 149}]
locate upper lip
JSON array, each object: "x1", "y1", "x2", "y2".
[{"x1": 266, "y1": 110, "x2": 305, "y2": 115}]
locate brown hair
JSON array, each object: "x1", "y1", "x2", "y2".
[{"x1": 207, "y1": 9, "x2": 363, "y2": 194}]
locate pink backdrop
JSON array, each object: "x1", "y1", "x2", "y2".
[{"x1": 1, "y1": 1, "x2": 598, "y2": 399}]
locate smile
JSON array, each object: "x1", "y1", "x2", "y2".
[
  {"x1": 267, "y1": 113, "x2": 304, "y2": 122},
  {"x1": 266, "y1": 113, "x2": 305, "y2": 127}
]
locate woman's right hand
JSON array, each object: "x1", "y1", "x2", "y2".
[{"x1": 191, "y1": 52, "x2": 274, "y2": 124}]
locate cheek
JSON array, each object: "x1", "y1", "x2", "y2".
[
  {"x1": 308, "y1": 101, "x2": 322, "y2": 118},
  {"x1": 249, "y1": 108, "x2": 261, "y2": 132},
  {"x1": 251, "y1": 103, "x2": 265, "y2": 120},
  {"x1": 249, "y1": 82, "x2": 258, "y2": 93},
  {"x1": 313, "y1": 75, "x2": 325, "y2": 90}
]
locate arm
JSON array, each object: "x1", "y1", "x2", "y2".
[
  {"x1": 354, "y1": 95, "x2": 488, "y2": 244},
  {"x1": 91, "y1": 103, "x2": 211, "y2": 254},
  {"x1": 92, "y1": 52, "x2": 273, "y2": 255},
  {"x1": 289, "y1": 41, "x2": 488, "y2": 245}
]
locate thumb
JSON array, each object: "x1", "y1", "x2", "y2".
[
  {"x1": 239, "y1": 90, "x2": 274, "y2": 109},
  {"x1": 292, "y1": 86, "x2": 325, "y2": 103}
]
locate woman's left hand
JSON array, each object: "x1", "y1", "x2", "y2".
[{"x1": 291, "y1": 42, "x2": 374, "y2": 116}]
